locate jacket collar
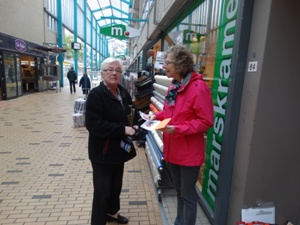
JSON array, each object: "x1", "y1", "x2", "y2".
[
  {"x1": 100, "y1": 81, "x2": 124, "y2": 99},
  {"x1": 177, "y1": 72, "x2": 192, "y2": 92}
]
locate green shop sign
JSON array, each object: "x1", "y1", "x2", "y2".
[
  {"x1": 116, "y1": 55, "x2": 126, "y2": 60},
  {"x1": 100, "y1": 24, "x2": 128, "y2": 40},
  {"x1": 202, "y1": 0, "x2": 239, "y2": 211},
  {"x1": 183, "y1": 30, "x2": 202, "y2": 44},
  {"x1": 100, "y1": 24, "x2": 140, "y2": 40}
]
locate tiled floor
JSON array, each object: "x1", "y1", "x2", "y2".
[{"x1": 0, "y1": 83, "x2": 210, "y2": 225}]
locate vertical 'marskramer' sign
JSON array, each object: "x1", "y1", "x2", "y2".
[{"x1": 202, "y1": 0, "x2": 238, "y2": 211}]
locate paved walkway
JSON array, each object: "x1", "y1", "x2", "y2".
[{"x1": 0, "y1": 84, "x2": 210, "y2": 225}]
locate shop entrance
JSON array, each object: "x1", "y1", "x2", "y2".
[
  {"x1": 21, "y1": 55, "x2": 37, "y2": 93},
  {"x1": 0, "y1": 51, "x2": 22, "y2": 100},
  {"x1": 0, "y1": 52, "x2": 42, "y2": 100}
]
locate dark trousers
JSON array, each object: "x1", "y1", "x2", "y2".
[
  {"x1": 90, "y1": 161, "x2": 124, "y2": 225},
  {"x1": 169, "y1": 163, "x2": 200, "y2": 225},
  {"x1": 82, "y1": 88, "x2": 89, "y2": 95},
  {"x1": 69, "y1": 81, "x2": 76, "y2": 93}
]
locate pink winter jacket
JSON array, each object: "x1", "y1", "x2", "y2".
[{"x1": 155, "y1": 72, "x2": 213, "y2": 166}]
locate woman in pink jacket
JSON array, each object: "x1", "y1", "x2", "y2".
[{"x1": 150, "y1": 45, "x2": 214, "y2": 225}]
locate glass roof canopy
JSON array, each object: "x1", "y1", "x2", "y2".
[{"x1": 87, "y1": 0, "x2": 131, "y2": 27}]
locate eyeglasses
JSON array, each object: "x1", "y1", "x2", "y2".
[
  {"x1": 103, "y1": 68, "x2": 122, "y2": 74},
  {"x1": 164, "y1": 60, "x2": 176, "y2": 65}
]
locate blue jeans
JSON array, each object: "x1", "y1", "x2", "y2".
[{"x1": 169, "y1": 163, "x2": 200, "y2": 225}]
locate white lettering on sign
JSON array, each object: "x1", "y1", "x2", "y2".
[
  {"x1": 206, "y1": 0, "x2": 238, "y2": 205},
  {"x1": 111, "y1": 27, "x2": 123, "y2": 36},
  {"x1": 185, "y1": 32, "x2": 198, "y2": 41}
]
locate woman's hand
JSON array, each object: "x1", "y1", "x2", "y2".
[
  {"x1": 160, "y1": 125, "x2": 175, "y2": 134},
  {"x1": 148, "y1": 114, "x2": 156, "y2": 121},
  {"x1": 125, "y1": 126, "x2": 136, "y2": 136}
]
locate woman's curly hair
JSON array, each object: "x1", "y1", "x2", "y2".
[{"x1": 164, "y1": 45, "x2": 194, "y2": 78}]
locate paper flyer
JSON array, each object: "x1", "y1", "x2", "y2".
[
  {"x1": 139, "y1": 111, "x2": 171, "y2": 131},
  {"x1": 154, "y1": 51, "x2": 165, "y2": 70}
]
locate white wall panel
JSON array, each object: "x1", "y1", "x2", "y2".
[{"x1": 0, "y1": 0, "x2": 45, "y2": 45}]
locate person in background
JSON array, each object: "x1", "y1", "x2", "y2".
[
  {"x1": 67, "y1": 66, "x2": 77, "y2": 93},
  {"x1": 79, "y1": 73, "x2": 91, "y2": 95},
  {"x1": 149, "y1": 45, "x2": 214, "y2": 225},
  {"x1": 85, "y1": 57, "x2": 138, "y2": 225}
]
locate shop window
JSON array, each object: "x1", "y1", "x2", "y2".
[
  {"x1": 161, "y1": 0, "x2": 236, "y2": 216},
  {"x1": 164, "y1": 0, "x2": 221, "y2": 90}
]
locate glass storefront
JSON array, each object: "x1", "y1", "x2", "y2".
[
  {"x1": 0, "y1": 32, "x2": 53, "y2": 100},
  {"x1": 3, "y1": 52, "x2": 22, "y2": 99},
  {"x1": 145, "y1": 0, "x2": 239, "y2": 220},
  {"x1": 163, "y1": 0, "x2": 223, "y2": 91}
]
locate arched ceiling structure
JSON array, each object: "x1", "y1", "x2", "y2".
[{"x1": 87, "y1": 0, "x2": 139, "y2": 28}]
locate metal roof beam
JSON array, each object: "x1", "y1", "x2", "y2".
[
  {"x1": 92, "y1": 5, "x2": 128, "y2": 16},
  {"x1": 97, "y1": 19, "x2": 128, "y2": 25},
  {"x1": 92, "y1": 6, "x2": 109, "y2": 13},
  {"x1": 111, "y1": 6, "x2": 129, "y2": 16},
  {"x1": 100, "y1": 16, "x2": 148, "y2": 22},
  {"x1": 121, "y1": 0, "x2": 130, "y2": 5}
]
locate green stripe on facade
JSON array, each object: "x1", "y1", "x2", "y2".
[{"x1": 202, "y1": 0, "x2": 239, "y2": 211}]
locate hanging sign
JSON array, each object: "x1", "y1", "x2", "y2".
[
  {"x1": 116, "y1": 55, "x2": 126, "y2": 60},
  {"x1": 100, "y1": 24, "x2": 140, "y2": 40},
  {"x1": 182, "y1": 30, "x2": 202, "y2": 44}
]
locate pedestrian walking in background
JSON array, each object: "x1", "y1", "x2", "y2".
[
  {"x1": 79, "y1": 73, "x2": 91, "y2": 95},
  {"x1": 67, "y1": 66, "x2": 77, "y2": 93},
  {"x1": 85, "y1": 57, "x2": 139, "y2": 225},
  {"x1": 149, "y1": 45, "x2": 214, "y2": 225}
]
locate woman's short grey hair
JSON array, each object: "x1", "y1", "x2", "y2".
[
  {"x1": 164, "y1": 45, "x2": 194, "y2": 77},
  {"x1": 100, "y1": 57, "x2": 123, "y2": 72}
]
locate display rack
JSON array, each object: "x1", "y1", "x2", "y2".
[
  {"x1": 135, "y1": 73, "x2": 174, "y2": 201},
  {"x1": 145, "y1": 131, "x2": 173, "y2": 201}
]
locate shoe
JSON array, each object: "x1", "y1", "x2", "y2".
[{"x1": 107, "y1": 214, "x2": 128, "y2": 224}]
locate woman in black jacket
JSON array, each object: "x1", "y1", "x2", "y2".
[{"x1": 85, "y1": 57, "x2": 138, "y2": 225}]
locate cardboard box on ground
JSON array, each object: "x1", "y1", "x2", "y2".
[{"x1": 240, "y1": 202, "x2": 275, "y2": 224}]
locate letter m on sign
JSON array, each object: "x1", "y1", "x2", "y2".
[
  {"x1": 112, "y1": 27, "x2": 123, "y2": 36},
  {"x1": 100, "y1": 24, "x2": 127, "y2": 40}
]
